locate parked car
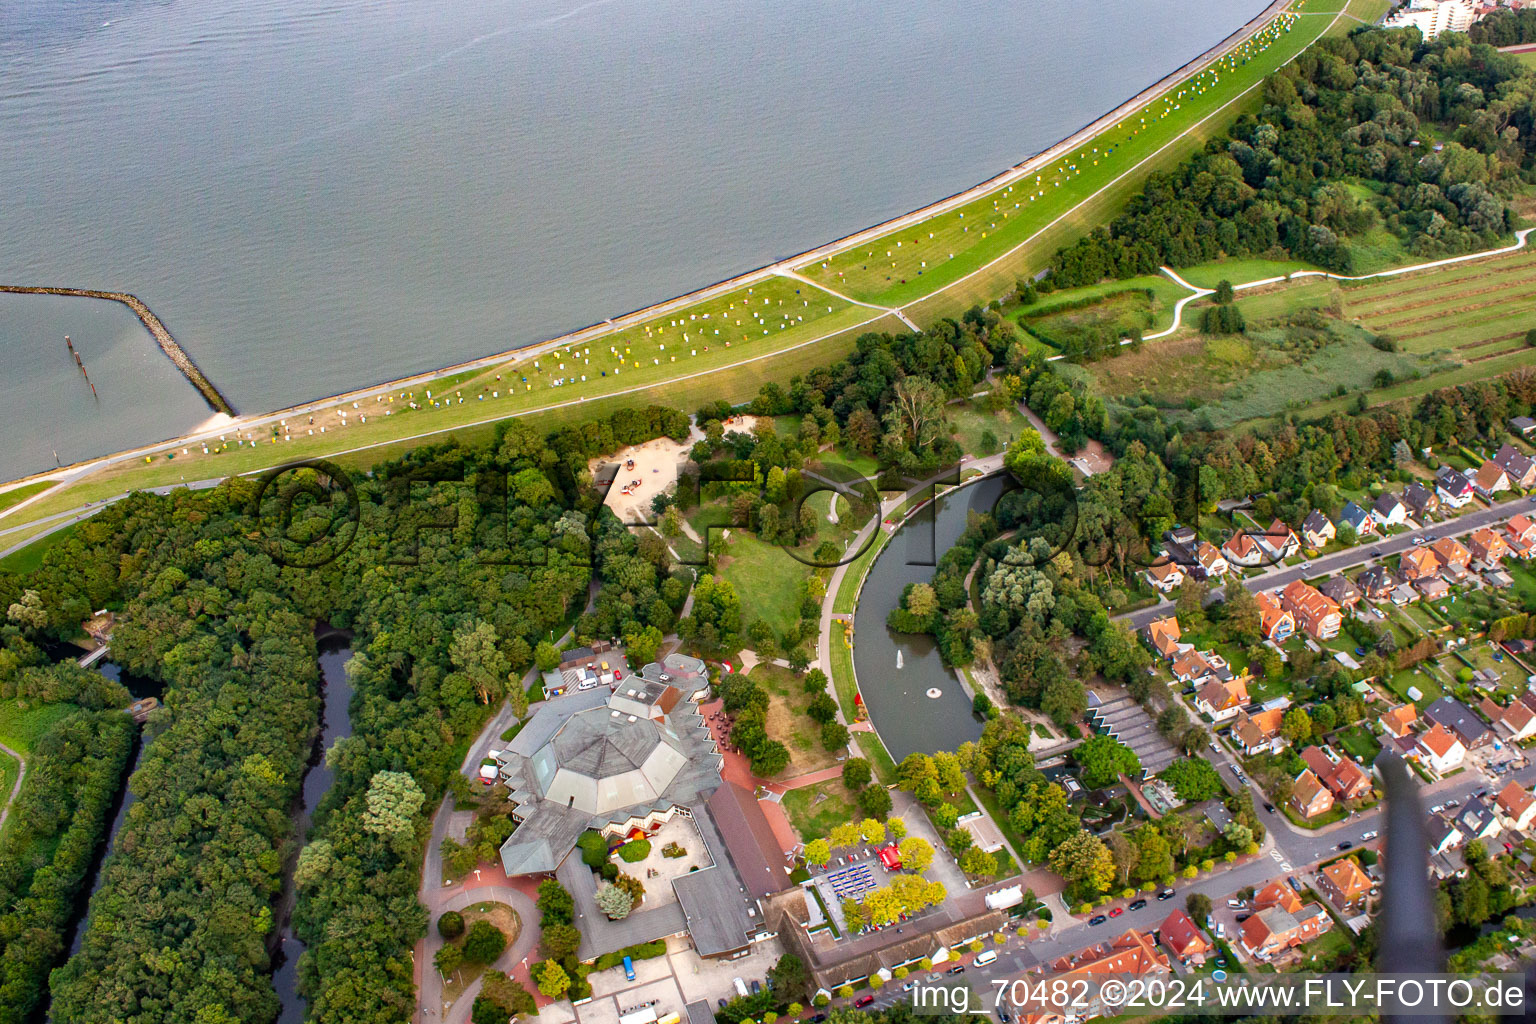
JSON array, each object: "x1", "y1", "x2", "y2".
[
  {"x1": 1362, "y1": 830, "x2": 1378, "y2": 841},
  {"x1": 1263, "y1": 802, "x2": 1276, "y2": 813},
  {"x1": 1158, "y1": 888, "x2": 1176, "y2": 901},
  {"x1": 718, "y1": 1000, "x2": 728, "y2": 1010},
  {"x1": 1227, "y1": 899, "x2": 1246, "y2": 909},
  {"x1": 1109, "y1": 907, "x2": 1124, "y2": 918},
  {"x1": 947, "y1": 965, "x2": 966, "y2": 975},
  {"x1": 1216, "y1": 922, "x2": 1225, "y2": 939},
  {"x1": 750, "y1": 981, "x2": 761, "y2": 995},
  {"x1": 1236, "y1": 913, "x2": 1251, "y2": 923},
  {"x1": 810, "y1": 1016, "x2": 827, "y2": 1023},
  {"x1": 1089, "y1": 915, "x2": 1108, "y2": 926},
  {"x1": 1338, "y1": 841, "x2": 1353, "y2": 851},
  {"x1": 1302, "y1": 561, "x2": 1312, "y2": 571},
  {"x1": 1128, "y1": 898, "x2": 1147, "y2": 911},
  {"x1": 855, "y1": 996, "x2": 875, "y2": 1009}
]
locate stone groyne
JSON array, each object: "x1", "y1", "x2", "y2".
[{"x1": 0, "y1": 285, "x2": 234, "y2": 415}]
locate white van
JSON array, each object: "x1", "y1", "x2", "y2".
[
  {"x1": 733, "y1": 978, "x2": 749, "y2": 999},
  {"x1": 974, "y1": 950, "x2": 998, "y2": 967}
]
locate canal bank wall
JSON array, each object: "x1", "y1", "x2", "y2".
[{"x1": 0, "y1": 285, "x2": 234, "y2": 416}]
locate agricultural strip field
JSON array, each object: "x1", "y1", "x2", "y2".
[
  {"x1": 798, "y1": 4, "x2": 1344, "y2": 311},
  {"x1": 1340, "y1": 249, "x2": 1536, "y2": 361}
]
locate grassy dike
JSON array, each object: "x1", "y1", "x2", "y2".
[{"x1": 0, "y1": 0, "x2": 1386, "y2": 542}]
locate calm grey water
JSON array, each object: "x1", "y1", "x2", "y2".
[
  {"x1": 0, "y1": 0, "x2": 1262, "y2": 480},
  {"x1": 852, "y1": 474, "x2": 1013, "y2": 762}
]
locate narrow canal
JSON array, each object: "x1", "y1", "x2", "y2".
[
  {"x1": 273, "y1": 629, "x2": 354, "y2": 1023},
  {"x1": 851, "y1": 473, "x2": 1013, "y2": 762}
]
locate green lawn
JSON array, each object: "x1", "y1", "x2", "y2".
[
  {"x1": 780, "y1": 779, "x2": 860, "y2": 841},
  {"x1": 1180, "y1": 258, "x2": 1323, "y2": 289},
  {"x1": 832, "y1": 528, "x2": 887, "y2": 615},
  {"x1": 1386, "y1": 666, "x2": 1445, "y2": 708},
  {"x1": 1333, "y1": 724, "x2": 1380, "y2": 764},
  {"x1": 716, "y1": 532, "x2": 807, "y2": 636},
  {"x1": 946, "y1": 400, "x2": 1029, "y2": 457},
  {"x1": 0, "y1": 746, "x2": 18, "y2": 816},
  {"x1": 0, "y1": 699, "x2": 78, "y2": 754},
  {"x1": 0, "y1": 481, "x2": 55, "y2": 515}
]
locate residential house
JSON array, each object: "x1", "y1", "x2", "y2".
[
  {"x1": 1240, "y1": 904, "x2": 1333, "y2": 960},
  {"x1": 1495, "y1": 781, "x2": 1536, "y2": 831},
  {"x1": 1429, "y1": 813, "x2": 1465, "y2": 857},
  {"x1": 1510, "y1": 416, "x2": 1536, "y2": 438},
  {"x1": 1414, "y1": 575, "x2": 1450, "y2": 600},
  {"x1": 1049, "y1": 928, "x2": 1171, "y2": 984},
  {"x1": 1468, "y1": 527, "x2": 1509, "y2": 567},
  {"x1": 1301, "y1": 510, "x2": 1335, "y2": 549},
  {"x1": 1144, "y1": 616, "x2": 1184, "y2": 661},
  {"x1": 1452, "y1": 797, "x2": 1503, "y2": 845},
  {"x1": 1318, "y1": 857, "x2": 1373, "y2": 911},
  {"x1": 1504, "y1": 515, "x2": 1536, "y2": 559},
  {"x1": 1262, "y1": 519, "x2": 1301, "y2": 560},
  {"x1": 1431, "y1": 536, "x2": 1472, "y2": 578},
  {"x1": 1413, "y1": 723, "x2": 1467, "y2": 775},
  {"x1": 1195, "y1": 677, "x2": 1249, "y2": 722},
  {"x1": 1436, "y1": 466, "x2": 1475, "y2": 508},
  {"x1": 1255, "y1": 592, "x2": 1295, "y2": 642},
  {"x1": 1222, "y1": 531, "x2": 1266, "y2": 568},
  {"x1": 1194, "y1": 541, "x2": 1230, "y2": 580},
  {"x1": 1473, "y1": 460, "x2": 1512, "y2": 499},
  {"x1": 1372, "y1": 493, "x2": 1408, "y2": 529},
  {"x1": 1424, "y1": 697, "x2": 1493, "y2": 750},
  {"x1": 1402, "y1": 481, "x2": 1440, "y2": 521},
  {"x1": 1357, "y1": 566, "x2": 1397, "y2": 602},
  {"x1": 1290, "y1": 769, "x2": 1335, "y2": 820},
  {"x1": 1145, "y1": 559, "x2": 1186, "y2": 593},
  {"x1": 1301, "y1": 745, "x2": 1373, "y2": 801},
  {"x1": 1399, "y1": 546, "x2": 1441, "y2": 582},
  {"x1": 1318, "y1": 575, "x2": 1362, "y2": 612},
  {"x1": 1494, "y1": 443, "x2": 1536, "y2": 489},
  {"x1": 1280, "y1": 579, "x2": 1342, "y2": 640},
  {"x1": 1378, "y1": 703, "x2": 1418, "y2": 740},
  {"x1": 1171, "y1": 649, "x2": 1217, "y2": 685},
  {"x1": 1253, "y1": 880, "x2": 1303, "y2": 914},
  {"x1": 1231, "y1": 708, "x2": 1286, "y2": 755},
  {"x1": 1480, "y1": 696, "x2": 1536, "y2": 742},
  {"x1": 1339, "y1": 501, "x2": 1375, "y2": 537},
  {"x1": 1158, "y1": 908, "x2": 1212, "y2": 961}
]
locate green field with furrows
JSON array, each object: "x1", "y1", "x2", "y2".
[
  {"x1": 797, "y1": 7, "x2": 1324, "y2": 308},
  {"x1": 1341, "y1": 250, "x2": 1536, "y2": 359}
]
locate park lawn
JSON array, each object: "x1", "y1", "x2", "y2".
[
  {"x1": 811, "y1": 447, "x2": 881, "y2": 480},
  {"x1": 1515, "y1": 50, "x2": 1536, "y2": 69},
  {"x1": 800, "y1": 6, "x2": 1337, "y2": 308},
  {"x1": 715, "y1": 532, "x2": 809, "y2": 636},
  {"x1": 0, "y1": 699, "x2": 78, "y2": 754},
  {"x1": 780, "y1": 779, "x2": 860, "y2": 841},
  {"x1": 1182, "y1": 258, "x2": 1323, "y2": 289},
  {"x1": 1334, "y1": 725, "x2": 1380, "y2": 764},
  {"x1": 946, "y1": 400, "x2": 1028, "y2": 458},
  {"x1": 751, "y1": 663, "x2": 842, "y2": 776},
  {"x1": 0, "y1": 481, "x2": 54, "y2": 515}
]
